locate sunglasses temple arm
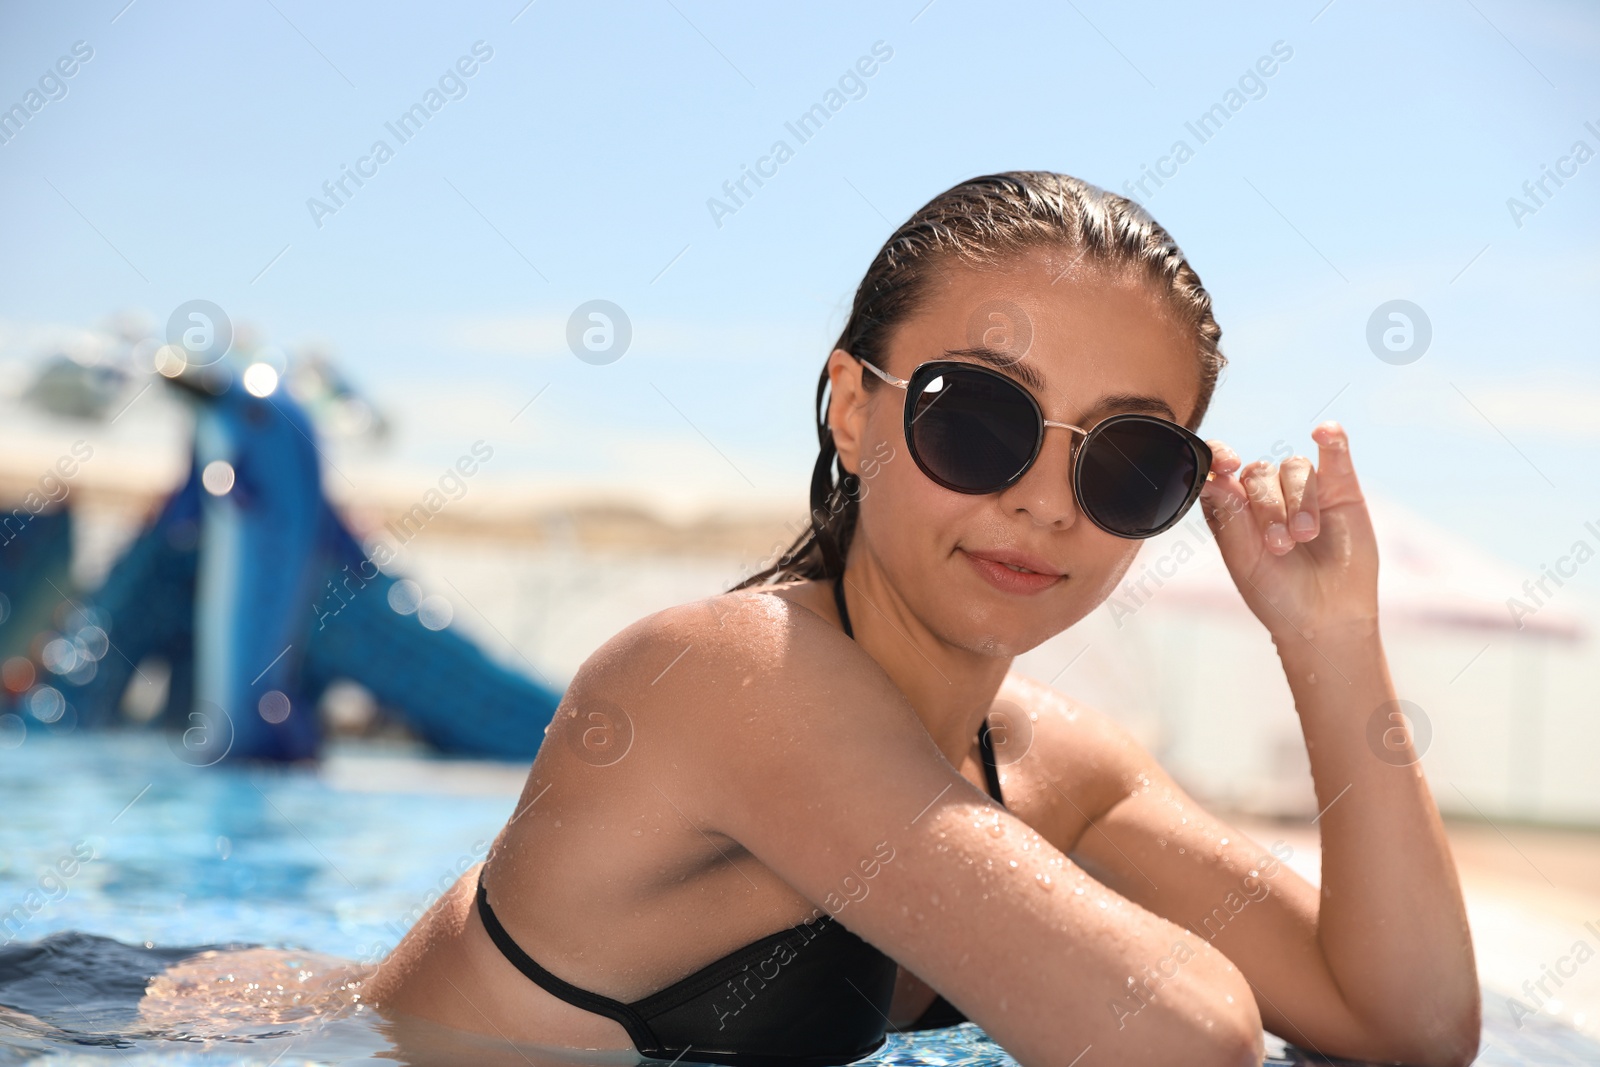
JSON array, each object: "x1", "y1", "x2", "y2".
[{"x1": 855, "y1": 356, "x2": 911, "y2": 390}]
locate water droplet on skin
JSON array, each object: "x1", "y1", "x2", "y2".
[
  {"x1": 1008, "y1": 860, "x2": 1019, "y2": 869},
  {"x1": 631, "y1": 828, "x2": 643, "y2": 836},
  {"x1": 1035, "y1": 873, "x2": 1052, "y2": 891},
  {"x1": 1157, "y1": 837, "x2": 1167, "y2": 847},
  {"x1": 1220, "y1": 837, "x2": 1228, "y2": 845},
  {"x1": 1074, "y1": 886, "x2": 1085, "y2": 896},
  {"x1": 1178, "y1": 847, "x2": 1186, "y2": 854},
  {"x1": 1308, "y1": 673, "x2": 1318, "y2": 684},
  {"x1": 988, "y1": 820, "x2": 1005, "y2": 837}
]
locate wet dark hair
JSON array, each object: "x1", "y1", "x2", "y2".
[{"x1": 731, "y1": 170, "x2": 1225, "y2": 590}]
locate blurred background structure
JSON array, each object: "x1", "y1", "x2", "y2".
[
  {"x1": 1, "y1": 0, "x2": 1598, "y2": 1049},
  {"x1": 2, "y1": 324, "x2": 564, "y2": 761}
]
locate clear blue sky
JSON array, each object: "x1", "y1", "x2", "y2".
[{"x1": 1, "y1": 0, "x2": 1597, "y2": 594}]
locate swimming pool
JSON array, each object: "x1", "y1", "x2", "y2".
[{"x1": 0, "y1": 733, "x2": 1591, "y2": 1065}]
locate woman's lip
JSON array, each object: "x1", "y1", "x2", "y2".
[{"x1": 960, "y1": 548, "x2": 1063, "y2": 594}]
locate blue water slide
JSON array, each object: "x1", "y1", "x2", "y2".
[
  {"x1": 56, "y1": 468, "x2": 200, "y2": 730},
  {"x1": 182, "y1": 365, "x2": 328, "y2": 760},
  {"x1": 302, "y1": 515, "x2": 561, "y2": 759},
  {"x1": 0, "y1": 509, "x2": 74, "y2": 665},
  {"x1": 33, "y1": 361, "x2": 562, "y2": 761}
]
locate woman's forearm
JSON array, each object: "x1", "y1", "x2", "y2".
[{"x1": 1275, "y1": 624, "x2": 1480, "y2": 1062}]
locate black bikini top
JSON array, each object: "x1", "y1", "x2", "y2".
[{"x1": 473, "y1": 577, "x2": 1004, "y2": 1064}]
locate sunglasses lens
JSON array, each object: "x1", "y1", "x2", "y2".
[
  {"x1": 1077, "y1": 419, "x2": 1203, "y2": 537},
  {"x1": 908, "y1": 367, "x2": 1039, "y2": 493}
]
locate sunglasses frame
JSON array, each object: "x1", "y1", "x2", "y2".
[{"x1": 853, "y1": 354, "x2": 1212, "y2": 539}]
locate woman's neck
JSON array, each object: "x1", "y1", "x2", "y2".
[{"x1": 825, "y1": 565, "x2": 1015, "y2": 761}]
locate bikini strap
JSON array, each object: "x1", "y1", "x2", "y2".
[
  {"x1": 833, "y1": 575, "x2": 854, "y2": 640},
  {"x1": 475, "y1": 868, "x2": 664, "y2": 1055},
  {"x1": 977, "y1": 718, "x2": 1005, "y2": 807}
]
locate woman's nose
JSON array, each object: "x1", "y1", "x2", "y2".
[{"x1": 1003, "y1": 426, "x2": 1080, "y2": 528}]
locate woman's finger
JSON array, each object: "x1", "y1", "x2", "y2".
[
  {"x1": 1206, "y1": 439, "x2": 1242, "y2": 478},
  {"x1": 1311, "y1": 421, "x2": 1363, "y2": 508},
  {"x1": 1198, "y1": 458, "x2": 1256, "y2": 558},
  {"x1": 1240, "y1": 460, "x2": 1292, "y2": 555},
  {"x1": 1279, "y1": 456, "x2": 1319, "y2": 542}
]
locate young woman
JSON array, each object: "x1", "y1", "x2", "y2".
[{"x1": 365, "y1": 172, "x2": 1481, "y2": 1067}]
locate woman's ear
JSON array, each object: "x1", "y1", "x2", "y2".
[{"x1": 824, "y1": 348, "x2": 870, "y2": 475}]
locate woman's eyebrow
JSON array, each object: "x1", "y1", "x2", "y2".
[
  {"x1": 939, "y1": 350, "x2": 1178, "y2": 422},
  {"x1": 1080, "y1": 393, "x2": 1177, "y2": 421},
  {"x1": 941, "y1": 346, "x2": 1048, "y2": 392}
]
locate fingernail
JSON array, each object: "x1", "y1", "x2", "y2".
[
  {"x1": 1266, "y1": 523, "x2": 1292, "y2": 551},
  {"x1": 1291, "y1": 511, "x2": 1316, "y2": 537}
]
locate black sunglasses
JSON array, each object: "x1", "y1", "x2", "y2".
[{"x1": 854, "y1": 355, "x2": 1212, "y2": 539}]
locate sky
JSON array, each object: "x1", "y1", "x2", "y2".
[{"x1": 1, "y1": 0, "x2": 1598, "y2": 600}]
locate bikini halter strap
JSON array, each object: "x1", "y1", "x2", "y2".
[{"x1": 833, "y1": 575, "x2": 854, "y2": 640}]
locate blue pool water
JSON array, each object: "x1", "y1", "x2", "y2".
[{"x1": 1, "y1": 734, "x2": 1595, "y2": 1065}]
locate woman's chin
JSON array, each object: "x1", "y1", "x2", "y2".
[
  {"x1": 943, "y1": 609, "x2": 1081, "y2": 659},
  {"x1": 933, "y1": 582, "x2": 1093, "y2": 656}
]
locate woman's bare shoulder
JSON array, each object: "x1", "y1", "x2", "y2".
[
  {"x1": 1001, "y1": 670, "x2": 1157, "y2": 767},
  {"x1": 543, "y1": 584, "x2": 915, "y2": 777},
  {"x1": 567, "y1": 583, "x2": 874, "y2": 703},
  {"x1": 996, "y1": 670, "x2": 1165, "y2": 837}
]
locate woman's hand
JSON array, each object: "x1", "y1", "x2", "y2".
[{"x1": 1198, "y1": 421, "x2": 1379, "y2": 645}]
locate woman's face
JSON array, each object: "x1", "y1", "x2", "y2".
[{"x1": 831, "y1": 245, "x2": 1205, "y2": 656}]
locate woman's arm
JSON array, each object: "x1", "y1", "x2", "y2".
[
  {"x1": 1276, "y1": 606, "x2": 1479, "y2": 1063},
  {"x1": 1198, "y1": 422, "x2": 1479, "y2": 1064},
  {"x1": 1022, "y1": 670, "x2": 1477, "y2": 1067}
]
